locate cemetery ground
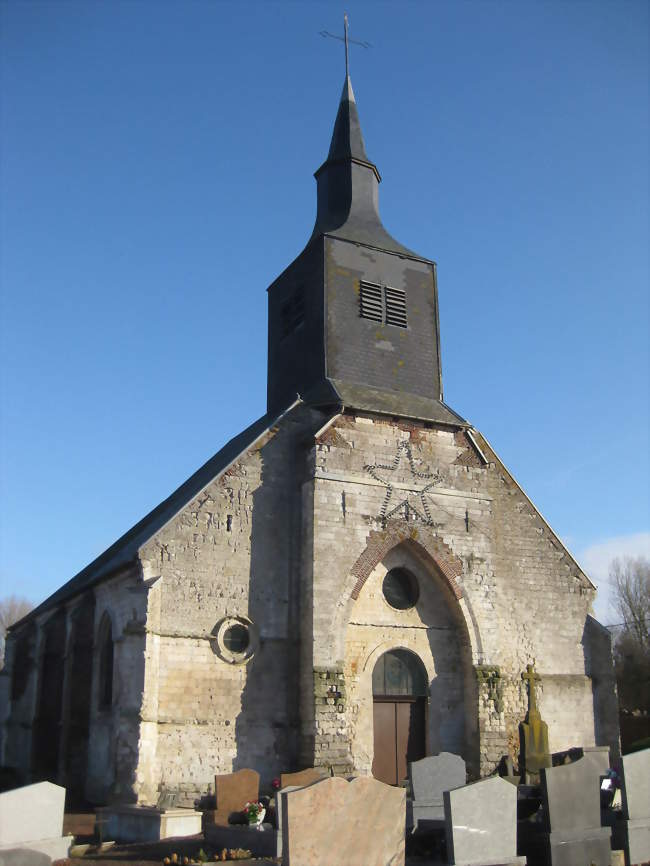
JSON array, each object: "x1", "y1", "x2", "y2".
[
  {"x1": 4, "y1": 708, "x2": 650, "y2": 866},
  {"x1": 51, "y1": 815, "x2": 442, "y2": 866}
]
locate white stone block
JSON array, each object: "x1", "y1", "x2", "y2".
[{"x1": 0, "y1": 782, "x2": 65, "y2": 847}]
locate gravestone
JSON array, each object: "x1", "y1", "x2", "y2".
[
  {"x1": 553, "y1": 745, "x2": 610, "y2": 778},
  {"x1": 156, "y1": 788, "x2": 181, "y2": 810},
  {"x1": 274, "y1": 784, "x2": 302, "y2": 859},
  {"x1": 0, "y1": 781, "x2": 72, "y2": 864},
  {"x1": 96, "y1": 803, "x2": 202, "y2": 843},
  {"x1": 408, "y1": 752, "x2": 466, "y2": 829},
  {"x1": 281, "y1": 776, "x2": 405, "y2": 866},
  {"x1": 280, "y1": 767, "x2": 329, "y2": 789},
  {"x1": 535, "y1": 757, "x2": 612, "y2": 866},
  {"x1": 204, "y1": 768, "x2": 260, "y2": 828},
  {"x1": 443, "y1": 776, "x2": 526, "y2": 865},
  {"x1": 580, "y1": 745, "x2": 611, "y2": 778},
  {"x1": 620, "y1": 748, "x2": 650, "y2": 866},
  {"x1": 519, "y1": 664, "x2": 551, "y2": 782},
  {"x1": 203, "y1": 767, "x2": 275, "y2": 859},
  {"x1": 500, "y1": 755, "x2": 520, "y2": 787}
]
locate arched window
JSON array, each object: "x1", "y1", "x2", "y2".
[
  {"x1": 98, "y1": 615, "x2": 114, "y2": 709},
  {"x1": 10, "y1": 626, "x2": 35, "y2": 701},
  {"x1": 372, "y1": 648, "x2": 428, "y2": 697}
]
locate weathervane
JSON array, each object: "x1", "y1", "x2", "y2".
[{"x1": 320, "y1": 14, "x2": 371, "y2": 77}]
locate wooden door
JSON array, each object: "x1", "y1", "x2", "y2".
[{"x1": 372, "y1": 697, "x2": 426, "y2": 786}]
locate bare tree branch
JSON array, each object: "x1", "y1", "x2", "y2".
[
  {"x1": 0, "y1": 595, "x2": 34, "y2": 666},
  {"x1": 609, "y1": 556, "x2": 649, "y2": 648}
]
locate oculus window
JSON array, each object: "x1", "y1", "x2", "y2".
[
  {"x1": 382, "y1": 567, "x2": 419, "y2": 610},
  {"x1": 211, "y1": 616, "x2": 258, "y2": 664}
]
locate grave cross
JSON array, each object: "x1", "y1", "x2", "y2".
[
  {"x1": 522, "y1": 663, "x2": 541, "y2": 716},
  {"x1": 320, "y1": 14, "x2": 371, "y2": 78}
]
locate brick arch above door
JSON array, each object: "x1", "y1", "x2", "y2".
[
  {"x1": 328, "y1": 520, "x2": 484, "y2": 666},
  {"x1": 349, "y1": 524, "x2": 464, "y2": 601}
]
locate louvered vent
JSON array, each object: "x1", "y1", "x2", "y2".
[
  {"x1": 384, "y1": 286, "x2": 407, "y2": 328},
  {"x1": 359, "y1": 280, "x2": 383, "y2": 322},
  {"x1": 281, "y1": 287, "x2": 305, "y2": 338}
]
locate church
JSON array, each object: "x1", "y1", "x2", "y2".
[{"x1": 1, "y1": 67, "x2": 619, "y2": 807}]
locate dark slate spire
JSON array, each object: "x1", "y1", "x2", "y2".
[
  {"x1": 311, "y1": 76, "x2": 417, "y2": 257},
  {"x1": 326, "y1": 76, "x2": 373, "y2": 167},
  {"x1": 266, "y1": 63, "x2": 460, "y2": 427}
]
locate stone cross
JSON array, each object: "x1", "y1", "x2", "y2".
[{"x1": 522, "y1": 663, "x2": 541, "y2": 717}]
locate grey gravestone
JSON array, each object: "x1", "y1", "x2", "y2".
[
  {"x1": 553, "y1": 745, "x2": 610, "y2": 778},
  {"x1": 540, "y1": 757, "x2": 612, "y2": 866},
  {"x1": 620, "y1": 748, "x2": 650, "y2": 866},
  {"x1": 409, "y1": 752, "x2": 466, "y2": 829},
  {"x1": 443, "y1": 776, "x2": 525, "y2": 866},
  {"x1": 156, "y1": 788, "x2": 181, "y2": 810},
  {"x1": 581, "y1": 746, "x2": 611, "y2": 778}
]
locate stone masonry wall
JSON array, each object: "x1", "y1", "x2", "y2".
[
  {"x1": 342, "y1": 543, "x2": 474, "y2": 776},
  {"x1": 2, "y1": 403, "x2": 614, "y2": 799},
  {"x1": 86, "y1": 567, "x2": 147, "y2": 804},
  {"x1": 302, "y1": 412, "x2": 606, "y2": 777},
  {"x1": 2, "y1": 565, "x2": 146, "y2": 805},
  {"x1": 137, "y1": 405, "x2": 324, "y2": 804}
]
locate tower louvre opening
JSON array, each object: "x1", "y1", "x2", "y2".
[{"x1": 359, "y1": 280, "x2": 383, "y2": 322}]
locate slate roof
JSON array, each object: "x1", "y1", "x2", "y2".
[
  {"x1": 303, "y1": 379, "x2": 468, "y2": 427},
  {"x1": 311, "y1": 75, "x2": 423, "y2": 259},
  {"x1": 325, "y1": 76, "x2": 373, "y2": 168}
]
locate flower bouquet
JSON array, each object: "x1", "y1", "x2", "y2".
[{"x1": 244, "y1": 800, "x2": 266, "y2": 828}]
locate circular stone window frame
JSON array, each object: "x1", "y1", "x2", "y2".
[
  {"x1": 210, "y1": 616, "x2": 259, "y2": 665},
  {"x1": 381, "y1": 567, "x2": 420, "y2": 612}
]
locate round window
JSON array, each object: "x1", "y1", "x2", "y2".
[
  {"x1": 211, "y1": 616, "x2": 258, "y2": 664},
  {"x1": 382, "y1": 568, "x2": 419, "y2": 610},
  {"x1": 223, "y1": 623, "x2": 249, "y2": 653}
]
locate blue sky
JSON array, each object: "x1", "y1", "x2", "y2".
[{"x1": 1, "y1": 0, "x2": 648, "y2": 625}]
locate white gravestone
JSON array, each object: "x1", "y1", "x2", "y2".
[{"x1": 0, "y1": 782, "x2": 72, "y2": 864}]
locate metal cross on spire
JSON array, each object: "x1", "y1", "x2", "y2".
[{"x1": 320, "y1": 14, "x2": 371, "y2": 77}]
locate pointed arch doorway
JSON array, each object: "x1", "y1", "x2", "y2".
[{"x1": 371, "y1": 648, "x2": 428, "y2": 786}]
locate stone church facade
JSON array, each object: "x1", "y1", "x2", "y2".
[{"x1": 1, "y1": 74, "x2": 618, "y2": 806}]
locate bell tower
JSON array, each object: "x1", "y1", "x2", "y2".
[{"x1": 267, "y1": 73, "x2": 464, "y2": 427}]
